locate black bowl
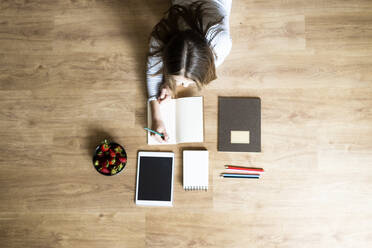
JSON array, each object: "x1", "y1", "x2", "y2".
[{"x1": 92, "y1": 142, "x2": 127, "y2": 176}]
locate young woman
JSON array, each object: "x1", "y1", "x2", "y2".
[{"x1": 146, "y1": 0, "x2": 232, "y2": 143}]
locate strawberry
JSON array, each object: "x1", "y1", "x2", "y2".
[
  {"x1": 118, "y1": 156, "x2": 127, "y2": 163},
  {"x1": 109, "y1": 149, "x2": 116, "y2": 158},
  {"x1": 109, "y1": 158, "x2": 116, "y2": 165},
  {"x1": 101, "y1": 143, "x2": 109, "y2": 152},
  {"x1": 101, "y1": 167, "x2": 110, "y2": 174},
  {"x1": 100, "y1": 160, "x2": 109, "y2": 168},
  {"x1": 97, "y1": 151, "x2": 104, "y2": 157}
]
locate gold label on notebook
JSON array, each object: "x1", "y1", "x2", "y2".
[{"x1": 230, "y1": 130, "x2": 250, "y2": 144}]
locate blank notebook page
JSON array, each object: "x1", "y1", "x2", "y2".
[{"x1": 183, "y1": 150, "x2": 209, "y2": 190}]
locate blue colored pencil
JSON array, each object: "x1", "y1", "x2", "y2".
[
  {"x1": 144, "y1": 127, "x2": 164, "y2": 137},
  {"x1": 220, "y1": 173, "x2": 260, "y2": 179}
]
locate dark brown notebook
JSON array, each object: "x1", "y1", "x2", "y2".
[{"x1": 218, "y1": 97, "x2": 261, "y2": 152}]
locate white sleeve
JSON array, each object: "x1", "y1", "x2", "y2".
[
  {"x1": 213, "y1": 0, "x2": 232, "y2": 16},
  {"x1": 207, "y1": 0, "x2": 232, "y2": 68},
  {"x1": 210, "y1": 30, "x2": 232, "y2": 68},
  {"x1": 146, "y1": 37, "x2": 164, "y2": 101}
]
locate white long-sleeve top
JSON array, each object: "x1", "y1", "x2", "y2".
[{"x1": 146, "y1": 0, "x2": 232, "y2": 101}]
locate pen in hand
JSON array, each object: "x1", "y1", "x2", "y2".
[{"x1": 144, "y1": 127, "x2": 164, "y2": 137}]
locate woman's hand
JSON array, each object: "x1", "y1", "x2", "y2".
[
  {"x1": 158, "y1": 85, "x2": 172, "y2": 103},
  {"x1": 149, "y1": 100, "x2": 169, "y2": 143},
  {"x1": 151, "y1": 118, "x2": 169, "y2": 143}
]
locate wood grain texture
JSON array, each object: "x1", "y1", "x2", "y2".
[{"x1": 1, "y1": 0, "x2": 372, "y2": 247}]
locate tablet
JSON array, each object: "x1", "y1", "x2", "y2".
[{"x1": 135, "y1": 151, "x2": 174, "y2": 207}]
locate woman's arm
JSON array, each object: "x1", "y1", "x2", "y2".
[
  {"x1": 146, "y1": 37, "x2": 164, "y2": 102},
  {"x1": 146, "y1": 37, "x2": 169, "y2": 142},
  {"x1": 214, "y1": 0, "x2": 232, "y2": 16},
  {"x1": 207, "y1": 0, "x2": 232, "y2": 68},
  {"x1": 149, "y1": 100, "x2": 169, "y2": 143}
]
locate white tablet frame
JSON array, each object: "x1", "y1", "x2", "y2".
[{"x1": 135, "y1": 151, "x2": 174, "y2": 207}]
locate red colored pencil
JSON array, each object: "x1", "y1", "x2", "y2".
[
  {"x1": 222, "y1": 173, "x2": 260, "y2": 176},
  {"x1": 225, "y1": 165, "x2": 264, "y2": 173}
]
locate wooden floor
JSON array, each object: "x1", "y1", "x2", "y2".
[{"x1": 1, "y1": 0, "x2": 372, "y2": 247}]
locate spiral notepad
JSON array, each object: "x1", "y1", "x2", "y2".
[{"x1": 183, "y1": 150, "x2": 209, "y2": 191}]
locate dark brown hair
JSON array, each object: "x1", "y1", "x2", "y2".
[{"x1": 148, "y1": 1, "x2": 224, "y2": 92}]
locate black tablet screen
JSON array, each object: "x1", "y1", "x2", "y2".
[{"x1": 138, "y1": 157, "x2": 173, "y2": 201}]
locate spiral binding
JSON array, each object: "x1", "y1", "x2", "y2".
[{"x1": 184, "y1": 186, "x2": 208, "y2": 191}]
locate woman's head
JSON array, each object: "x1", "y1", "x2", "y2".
[
  {"x1": 163, "y1": 29, "x2": 216, "y2": 91},
  {"x1": 148, "y1": 1, "x2": 224, "y2": 94}
]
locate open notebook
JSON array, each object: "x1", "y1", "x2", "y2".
[
  {"x1": 147, "y1": 96, "x2": 204, "y2": 145},
  {"x1": 183, "y1": 150, "x2": 209, "y2": 191}
]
